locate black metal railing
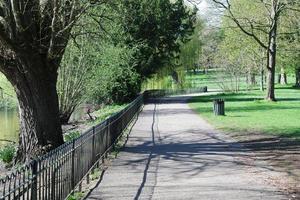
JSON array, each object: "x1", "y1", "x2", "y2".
[
  {"x1": 0, "y1": 87, "x2": 207, "y2": 200},
  {"x1": 0, "y1": 94, "x2": 143, "y2": 200}
]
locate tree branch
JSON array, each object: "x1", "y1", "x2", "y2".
[{"x1": 212, "y1": 0, "x2": 268, "y2": 49}]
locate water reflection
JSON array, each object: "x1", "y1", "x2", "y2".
[
  {"x1": 0, "y1": 108, "x2": 19, "y2": 143},
  {"x1": 0, "y1": 104, "x2": 93, "y2": 145}
]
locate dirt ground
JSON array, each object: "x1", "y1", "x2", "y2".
[{"x1": 227, "y1": 131, "x2": 300, "y2": 199}]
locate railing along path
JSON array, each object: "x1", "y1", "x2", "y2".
[{"x1": 0, "y1": 87, "x2": 207, "y2": 200}]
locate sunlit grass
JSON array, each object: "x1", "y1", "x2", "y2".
[
  {"x1": 89, "y1": 104, "x2": 127, "y2": 125},
  {"x1": 189, "y1": 85, "x2": 300, "y2": 138}
]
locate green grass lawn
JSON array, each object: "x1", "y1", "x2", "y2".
[
  {"x1": 189, "y1": 85, "x2": 300, "y2": 138},
  {"x1": 186, "y1": 71, "x2": 221, "y2": 89}
]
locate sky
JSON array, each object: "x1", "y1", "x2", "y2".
[{"x1": 185, "y1": 0, "x2": 222, "y2": 26}]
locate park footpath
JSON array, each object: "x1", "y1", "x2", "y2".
[{"x1": 85, "y1": 94, "x2": 288, "y2": 200}]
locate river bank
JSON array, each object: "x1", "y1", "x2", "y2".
[{"x1": 0, "y1": 103, "x2": 127, "y2": 177}]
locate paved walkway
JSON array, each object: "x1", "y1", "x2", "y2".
[{"x1": 85, "y1": 95, "x2": 287, "y2": 200}]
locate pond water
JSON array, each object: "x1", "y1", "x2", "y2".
[
  {"x1": 0, "y1": 105, "x2": 91, "y2": 146},
  {"x1": 0, "y1": 108, "x2": 19, "y2": 144}
]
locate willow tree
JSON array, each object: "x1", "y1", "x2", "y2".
[{"x1": 0, "y1": 1, "x2": 106, "y2": 162}]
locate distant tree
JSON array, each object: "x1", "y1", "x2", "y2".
[
  {"x1": 180, "y1": 19, "x2": 204, "y2": 74},
  {"x1": 214, "y1": 29, "x2": 253, "y2": 92},
  {"x1": 199, "y1": 27, "x2": 224, "y2": 73},
  {"x1": 218, "y1": 19, "x2": 266, "y2": 90},
  {"x1": 277, "y1": 11, "x2": 300, "y2": 86},
  {"x1": 211, "y1": 0, "x2": 300, "y2": 101}
]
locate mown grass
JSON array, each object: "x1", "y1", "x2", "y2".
[
  {"x1": 185, "y1": 70, "x2": 224, "y2": 89},
  {"x1": 189, "y1": 85, "x2": 300, "y2": 138}
]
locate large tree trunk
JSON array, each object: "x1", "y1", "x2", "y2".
[
  {"x1": 266, "y1": 8, "x2": 278, "y2": 101},
  {"x1": 3, "y1": 59, "x2": 64, "y2": 163},
  {"x1": 0, "y1": 0, "x2": 84, "y2": 163},
  {"x1": 266, "y1": 53, "x2": 276, "y2": 101}
]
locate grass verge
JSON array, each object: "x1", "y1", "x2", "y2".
[{"x1": 189, "y1": 86, "x2": 300, "y2": 138}]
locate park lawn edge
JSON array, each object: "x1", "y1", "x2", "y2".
[{"x1": 188, "y1": 87, "x2": 300, "y2": 140}]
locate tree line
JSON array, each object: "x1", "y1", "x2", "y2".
[{"x1": 182, "y1": 0, "x2": 299, "y2": 95}]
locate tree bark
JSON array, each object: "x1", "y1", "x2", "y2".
[
  {"x1": 0, "y1": 0, "x2": 87, "y2": 162},
  {"x1": 280, "y1": 73, "x2": 287, "y2": 85},
  {"x1": 2, "y1": 59, "x2": 64, "y2": 163},
  {"x1": 278, "y1": 67, "x2": 287, "y2": 85},
  {"x1": 250, "y1": 73, "x2": 256, "y2": 85},
  {"x1": 260, "y1": 66, "x2": 264, "y2": 91},
  {"x1": 266, "y1": 52, "x2": 276, "y2": 101},
  {"x1": 266, "y1": 5, "x2": 278, "y2": 101}
]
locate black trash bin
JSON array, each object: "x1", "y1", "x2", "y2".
[{"x1": 213, "y1": 99, "x2": 225, "y2": 116}]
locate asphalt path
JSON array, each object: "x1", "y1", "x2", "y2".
[{"x1": 85, "y1": 94, "x2": 287, "y2": 200}]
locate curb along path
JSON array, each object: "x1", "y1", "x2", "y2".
[{"x1": 85, "y1": 95, "x2": 287, "y2": 200}]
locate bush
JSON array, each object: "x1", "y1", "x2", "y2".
[
  {"x1": 64, "y1": 131, "x2": 81, "y2": 142},
  {"x1": 66, "y1": 192, "x2": 85, "y2": 200},
  {"x1": 88, "y1": 44, "x2": 141, "y2": 104},
  {"x1": 0, "y1": 143, "x2": 16, "y2": 163}
]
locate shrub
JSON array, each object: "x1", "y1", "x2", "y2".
[
  {"x1": 88, "y1": 45, "x2": 141, "y2": 104},
  {"x1": 66, "y1": 192, "x2": 84, "y2": 200},
  {"x1": 0, "y1": 143, "x2": 16, "y2": 163},
  {"x1": 64, "y1": 131, "x2": 81, "y2": 142}
]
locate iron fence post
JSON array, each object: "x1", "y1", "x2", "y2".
[
  {"x1": 0, "y1": 94, "x2": 146, "y2": 200},
  {"x1": 31, "y1": 160, "x2": 38, "y2": 200},
  {"x1": 71, "y1": 139, "x2": 75, "y2": 189},
  {"x1": 92, "y1": 126, "x2": 96, "y2": 162}
]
